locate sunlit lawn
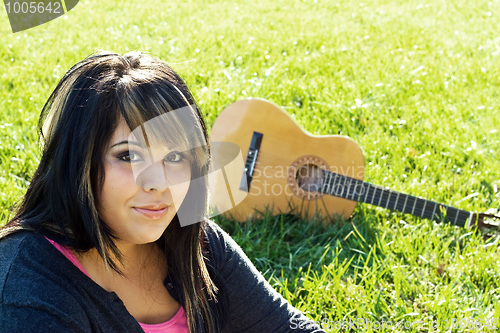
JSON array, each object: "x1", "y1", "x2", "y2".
[{"x1": 1, "y1": 0, "x2": 500, "y2": 331}]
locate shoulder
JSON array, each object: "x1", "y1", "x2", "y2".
[
  {"x1": 0, "y1": 231, "x2": 90, "y2": 326},
  {"x1": 0, "y1": 230, "x2": 57, "y2": 275},
  {"x1": 202, "y1": 219, "x2": 246, "y2": 267},
  {"x1": 0, "y1": 229, "x2": 36, "y2": 253},
  {"x1": 201, "y1": 219, "x2": 259, "y2": 288},
  {"x1": 0, "y1": 231, "x2": 46, "y2": 287},
  {"x1": 200, "y1": 221, "x2": 325, "y2": 332},
  {"x1": 0, "y1": 231, "x2": 77, "y2": 303},
  {"x1": 201, "y1": 220, "x2": 268, "y2": 297},
  {"x1": 202, "y1": 219, "x2": 230, "y2": 248},
  {"x1": 0, "y1": 231, "x2": 149, "y2": 332},
  {"x1": 0, "y1": 232, "x2": 89, "y2": 330}
]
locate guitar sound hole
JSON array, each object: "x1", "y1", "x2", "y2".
[{"x1": 296, "y1": 164, "x2": 324, "y2": 194}]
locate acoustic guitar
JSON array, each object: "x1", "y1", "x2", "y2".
[{"x1": 209, "y1": 98, "x2": 499, "y2": 229}]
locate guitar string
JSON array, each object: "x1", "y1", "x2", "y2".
[{"x1": 322, "y1": 170, "x2": 470, "y2": 227}]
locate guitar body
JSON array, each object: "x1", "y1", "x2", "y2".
[{"x1": 209, "y1": 99, "x2": 365, "y2": 222}]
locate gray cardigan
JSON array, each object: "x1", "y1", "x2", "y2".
[{"x1": 0, "y1": 221, "x2": 325, "y2": 332}]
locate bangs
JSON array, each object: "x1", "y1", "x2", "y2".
[{"x1": 116, "y1": 82, "x2": 209, "y2": 170}]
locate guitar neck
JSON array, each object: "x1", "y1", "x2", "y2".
[{"x1": 320, "y1": 170, "x2": 477, "y2": 228}]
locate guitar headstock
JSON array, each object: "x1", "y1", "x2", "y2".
[{"x1": 476, "y1": 209, "x2": 500, "y2": 230}]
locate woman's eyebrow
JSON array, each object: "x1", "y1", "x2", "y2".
[{"x1": 110, "y1": 140, "x2": 145, "y2": 148}]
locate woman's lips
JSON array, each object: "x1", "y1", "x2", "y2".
[{"x1": 133, "y1": 206, "x2": 169, "y2": 219}]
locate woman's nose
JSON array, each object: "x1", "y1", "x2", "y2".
[{"x1": 138, "y1": 161, "x2": 169, "y2": 192}]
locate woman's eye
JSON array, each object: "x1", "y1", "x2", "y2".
[
  {"x1": 164, "y1": 151, "x2": 183, "y2": 163},
  {"x1": 119, "y1": 151, "x2": 144, "y2": 163}
]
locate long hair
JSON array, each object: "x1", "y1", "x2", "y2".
[{"x1": 1, "y1": 51, "x2": 218, "y2": 332}]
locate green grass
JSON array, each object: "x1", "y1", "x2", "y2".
[{"x1": 1, "y1": 0, "x2": 500, "y2": 331}]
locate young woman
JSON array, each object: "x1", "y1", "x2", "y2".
[{"x1": 0, "y1": 51, "x2": 324, "y2": 332}]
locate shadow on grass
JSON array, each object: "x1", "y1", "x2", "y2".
[
  {"x1": 214, "y1": 207, "x2": 500, "y2": 326},
  {"x1": 214, "y1": 206, "x2": 384, "y2": 288}
]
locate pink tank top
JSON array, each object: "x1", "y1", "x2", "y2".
[{"x1": 45, "y1": 237, "x2": 189, "y2": 332}]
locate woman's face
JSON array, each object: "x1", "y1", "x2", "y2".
[{"x1": 98, "y1": 117, "x2": 192, "y2": 246}]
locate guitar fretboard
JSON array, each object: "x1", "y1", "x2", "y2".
[{"x1": 320, "y1": 170, "x2": 476, "y2": 228}]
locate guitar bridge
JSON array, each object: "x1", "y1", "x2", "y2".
[{"x1": 240, "y1": 131, "x2": 263, "y2": 191}]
